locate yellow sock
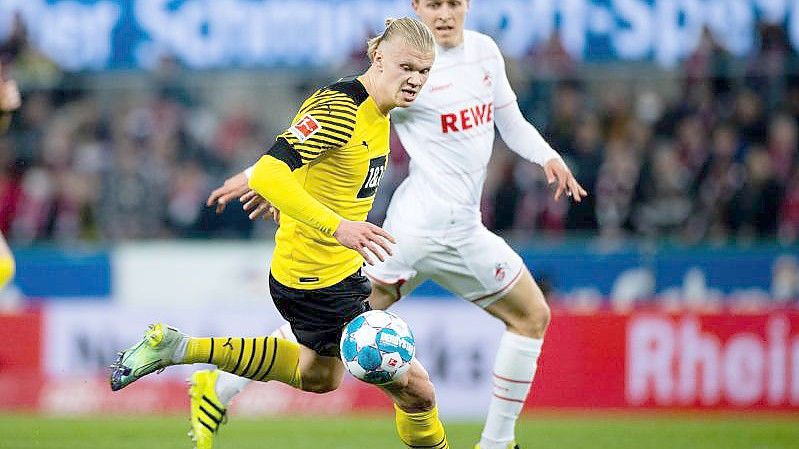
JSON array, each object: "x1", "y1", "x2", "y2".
[
  {"x1": 394, "y1": 404, "x2": 448, "y2": 449},
  {"x1": 184, "y1": 336, "x2": 302, "y2": 389}
]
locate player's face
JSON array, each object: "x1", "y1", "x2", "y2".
[
  {"x1": 412, "y1": 0, "x2": 468, "y2": 49},
  {"x1": 376, "y1": 40, "x2": 434, "y2": 109}
]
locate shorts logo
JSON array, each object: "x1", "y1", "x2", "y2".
[
  {"x1": 494, "y1": 262, "x2": 508, "y2": 282},
  {"x1": 289, "y1": 115, "x2": 321, "y2": 142}
]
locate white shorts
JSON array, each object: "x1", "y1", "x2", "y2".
[{"x1": 363, "y1": 225, "x2": 524, "y2": 308}]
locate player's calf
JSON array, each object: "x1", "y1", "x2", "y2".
[
  {"x1": 383, "y1": 363, "x2": 448, "y2": 449},
  {"x1": 296, "y1": 349, "x2": 345, "y2": 393}
]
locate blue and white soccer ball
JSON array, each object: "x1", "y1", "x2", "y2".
[{"x1": 340, "y1": 310, "x2": 415, "y2": 385}]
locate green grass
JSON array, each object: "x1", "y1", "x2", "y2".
[{"x1": 1, "y1": 413, "x2": 797, "y2": 449}]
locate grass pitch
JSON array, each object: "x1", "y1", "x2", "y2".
[{"x1": 1, "y1": 412, "x2": 797, "y2": 449}]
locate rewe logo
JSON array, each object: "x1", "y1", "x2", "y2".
[
  {"x1": 440, "y1": 102, "x2": 493, "y2": 133},
  {"x1": 626, "y1": 315, "x2": 799, "y2": 406}
]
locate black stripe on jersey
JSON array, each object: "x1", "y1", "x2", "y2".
[
  {"x1": 299, "y1": 94, "x2": 351, "y2": 116},
  {"x1": 267, "y1": 138, "x2": 303, "y2": 171},
  {"x1": 295, "y1": 148, "x2": 322, "y2": 157},
  {"x1": 295, "y1": 142, "x2": 329, "y2": 152},
  {"x1": 327, "y1": 79, "x2": 369, "y2": 106},
  {"x1": 314, "y1": 117, "x2": 356, "y2": 133},
  {"x1": 310, "y1": 103, "x2": 358, "y2": 119},
  {"x1": 313, "y1": 124, "x2": 353, "y2": 142},
  {"x1": 318, "y1": 111, "x2": 356, "y2": 125},
  {"x1": 309, "y1": 131, "x2": 349, "y2": 146}
]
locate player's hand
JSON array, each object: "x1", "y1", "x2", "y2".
[
  {"x1": 240, "y1": 189, "x2": 280, "y2": 224},
  {"x1": 0, "y1": 79, "x2": 20, "y2": 112},
  {"x1": 544, "y1": 157, "x2": 588, "y2": 202},
  {"x1": 333, "y1": 220, "x2": 396, "y2": 265},
  {"x1": 207, "y1": 171, "x2": 250, "y2": 214}
]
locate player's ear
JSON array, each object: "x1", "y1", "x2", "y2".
[{"x1": 374, "y1": 50, "x2": 384, "y2": 72}]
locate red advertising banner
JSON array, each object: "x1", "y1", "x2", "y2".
[
  {"x1": 4, "y1": 305, "x2": 798, "y2": 414},
  {"x1": 531, "y1": 311, "x2": 799, "y2": 410},
  {"x1": 0, "y1": 308, "x2": 44, "y2": 409}
]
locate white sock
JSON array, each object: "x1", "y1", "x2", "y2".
[
  {"x1": 213, "y1": 323, "x2": 296, "y2": 406},
  {"x1": 172, "y1": 336, "x2": 189, "y2": 363},
  {"x1": 479, "y1": 331, "x2": 543, "y2": 449},
  {"x1": 214, "y1": 369, "x2": 253, "y2": 405}
]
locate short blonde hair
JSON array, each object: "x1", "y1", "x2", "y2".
[{"x1": 367, "y1": 17, "x2": 435, "y2": 62}]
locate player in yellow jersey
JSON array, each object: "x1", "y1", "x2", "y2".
[
  {"x1": 0, "y1": 62, "x2": 21, "y2": 289},
  {"x1": 110, "y1": 17, "x2": 449, "y2": 449}
]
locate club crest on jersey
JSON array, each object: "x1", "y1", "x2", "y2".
[
  {"x1": 289, "y1": 114, "x2": 321, "y2": 142},
  {"x1": 483, "y1": 71, "x2": 492, "y2": 87},
  {"x1": 494, "y1": 262, "x2": 509, "y2": 282}
]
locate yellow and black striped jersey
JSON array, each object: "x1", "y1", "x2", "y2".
[{"x1": 249, "y1": 78, "x2": 390, "y2": 289}]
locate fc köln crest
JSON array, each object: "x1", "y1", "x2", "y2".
[{"x1": 494, "y1": 262, "x2": 508, "y2": 282}]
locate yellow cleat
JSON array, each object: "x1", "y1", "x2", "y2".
[{"x1": 188, "y1": 370, "x2": 227, "y2": 449}]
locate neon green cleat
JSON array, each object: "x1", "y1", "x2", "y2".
[
  {"x1": 109, "y1": 323, "x2": 185, "y2": 391},
  {"x1": 474, "y1": 443, "x2": 520, "y2": 449},
  {"x1": 188, "y1": 370, "x2": 227, "y2": 449}
]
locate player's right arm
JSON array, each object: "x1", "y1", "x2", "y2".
[
  {"x1": 247, "y1": 90, "x2": 394, "y2": 263},
  {"x1": 248, "y1": 90, "x2": 358, "y2": 235}
]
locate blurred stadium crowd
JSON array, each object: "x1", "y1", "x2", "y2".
[{"x1": 0, "y1": 19, "x2": 797, "y2": 246}]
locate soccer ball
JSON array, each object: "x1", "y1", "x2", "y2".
[{"x1": 340, "y1": 310, "x2": 415, "y2": 385}]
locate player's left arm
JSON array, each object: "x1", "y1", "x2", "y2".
[{"x1": 490, "y1": 42, "x2": 587, "y2": 202}]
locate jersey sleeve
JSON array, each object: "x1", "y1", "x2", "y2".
[
  {"x1": 270, "y1": 89, "x2": 359, "y2": 169},
  {"x1": 247, "y1": 89, "x2": 360, "y2": 237},
  {"x1": 488, "y1": 37, "x2": 517, "y2": 108}
]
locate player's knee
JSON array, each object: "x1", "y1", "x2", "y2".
[
  {"x1": 302, "y1": 378, "x2": 340, "y2": 394},
  {"x1": 509, "y1": 301, "x2": 551, "y2": 338},
  {"x1": 368, "y1": 283, "x2": 399, "y2": 310},
  {"x1": 300, "y1": 372, "x2": 342, "y2": 394}
]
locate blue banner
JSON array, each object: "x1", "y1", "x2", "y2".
[
  {"x1": 0, "y1": 0, "x2": 796, "y2": 70},
  {"x1": 12, "y1": 247, "x2": 111, "y2": 298},
  {"x1": 5, "y1": 243, "x2": 797, "y2": 302}
]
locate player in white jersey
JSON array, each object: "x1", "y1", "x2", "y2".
[
  {"x1": 366, "y1": 3, "x2": 585, "y2": 449},
  {"x1": 197, "y1": 2, "x2": 586, "y2": 449}
]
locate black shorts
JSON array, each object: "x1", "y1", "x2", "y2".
[{"x1": 269, "y1": 270, "x2": 372, "y2": 357}]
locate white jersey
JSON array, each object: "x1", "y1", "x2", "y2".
[{"x1": 387, "y1": 31, "x2": 526, "y2": 235}]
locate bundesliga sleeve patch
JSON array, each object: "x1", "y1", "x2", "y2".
[{"x1": 288, "y1": 114, "x2": 321, "y2": 143}]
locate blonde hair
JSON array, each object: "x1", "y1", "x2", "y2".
[{"x1": 367, "y1": 17, "x2": 435, "y2": 62}]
